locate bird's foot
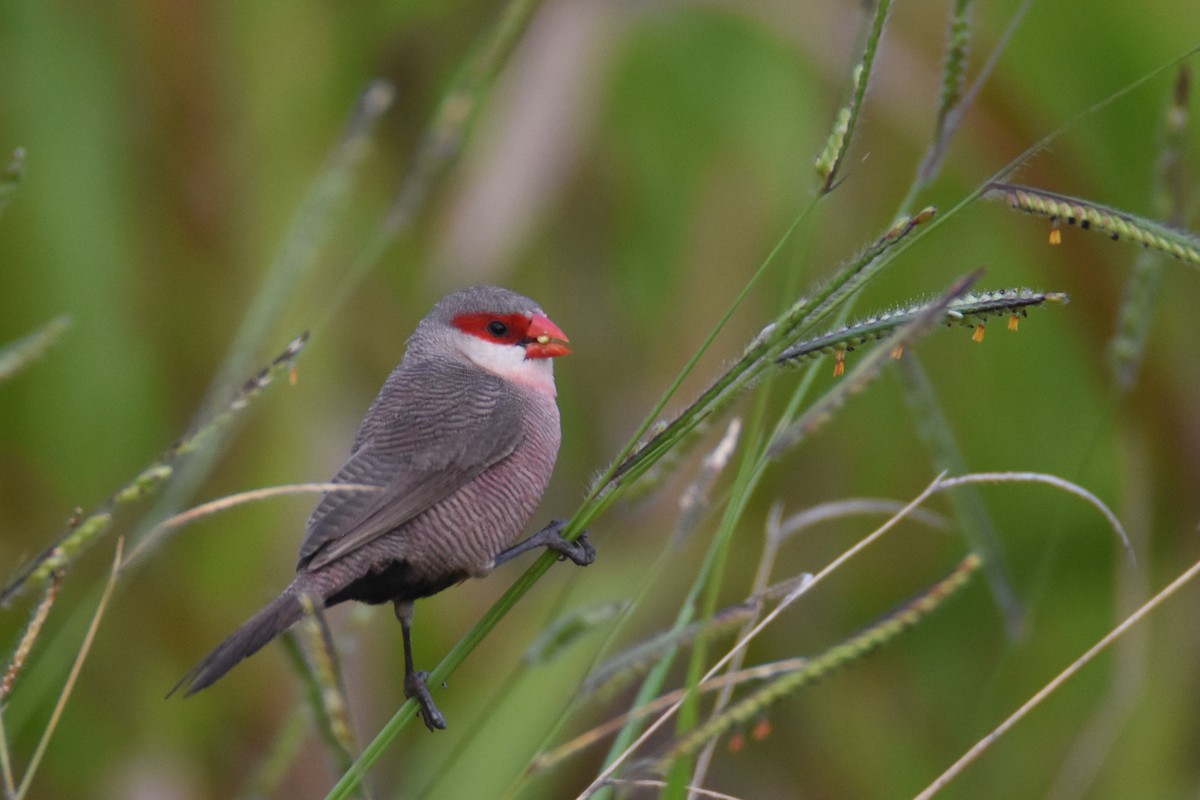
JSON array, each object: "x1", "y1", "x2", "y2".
[
  {"x1": 491, "y1": 519, "x2": 596, "y2": 568},
  {"x1": 405, "y1": 669, "x2": 447, "y2": 731},
  {"x1": 534, "y1": 519, "x2": 596, "y2": 566}
]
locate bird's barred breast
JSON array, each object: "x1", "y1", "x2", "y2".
[{"x1": 391, "y1": 390, "x2": 560, "y2": 585}]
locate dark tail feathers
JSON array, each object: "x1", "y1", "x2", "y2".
[{"x1": 169, "y1": 584, "x2": 311, "y2": 698}]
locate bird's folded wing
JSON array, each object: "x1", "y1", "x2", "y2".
[{"x1": 296, "y1": 371, "x2": 525, "y2": 570}]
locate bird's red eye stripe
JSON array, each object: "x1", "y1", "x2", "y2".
[{"x1": 451, "y1": 312, "x2": 530, "y2": 345}]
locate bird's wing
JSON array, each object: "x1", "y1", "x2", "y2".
[{"x1": 296, "y1": 364, "x2": 525, "y2": 571}]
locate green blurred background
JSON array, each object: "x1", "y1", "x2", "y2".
[{"x1": 1, "y1": 1, "x2": 1198, "y2": 798}]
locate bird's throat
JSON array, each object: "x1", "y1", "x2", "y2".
[{"x1": 459, "y1": 336, "x2": 558, "y2": 397}]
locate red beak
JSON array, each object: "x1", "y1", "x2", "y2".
[{"x1": 525, "y1": 313, "x2": 571, "y2": 359}]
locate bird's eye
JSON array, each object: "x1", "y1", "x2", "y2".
[{"x1": 487, "y1": 320, "x2": 509, "y2": 337}]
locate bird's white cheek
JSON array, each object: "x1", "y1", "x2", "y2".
[{"x1": 459, "y1": 338, "x2": 558, "y2": 397}]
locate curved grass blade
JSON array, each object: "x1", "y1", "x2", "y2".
[
  {"x1": 122, "y1": 481, "x2": 379, "y2": 569},
  {"x1": 939, "y1": 472, "x2": 1131, "y2": 559}
]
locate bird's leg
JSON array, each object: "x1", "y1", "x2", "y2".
[
  {"x1": 393, "y1": 599, "x2": 446, "y2": 731},
  {"x1": 492, "y1": 519, "x2": 596, "y2": 568}
]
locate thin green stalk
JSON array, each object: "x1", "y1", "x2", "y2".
[
  {"x1": 503, "y1": 420, "x2": 750, "y2": 800},
  {"x1": 595, "y1": 355, "x2": 801, "y2": 796},
  {"x1": 655, "y1": 276, "x2": 825, "y2": 797},
  {"x1": 596, "y1": 458, "x2": 758, "y2": 800},
  {"x1": 670, "y1": 335, "x2": 831, "y2": 796},
  {"x1": 498, "y1": 534, "x2": 687, "y2": 800}
]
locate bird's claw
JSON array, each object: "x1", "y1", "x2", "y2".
[
  {"x1": 540, "y1": 519, "x2": 595, "y2": 566},
  {"x1": 491, "y1": 519, "x2": 597, "y2": 569},
  {"x1": 405, "y1": 669, "x2": 447, "y2": 731},
  {"x1": 556, "y1": 530, "x2": 596, "y2": 566}
]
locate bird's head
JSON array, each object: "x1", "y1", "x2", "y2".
[{"x1": 413, "y1": 286, "x2": 571, "y2": 396}]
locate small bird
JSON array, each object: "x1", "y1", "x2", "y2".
[{"x1": 173, "y1": 286, "x2": 594, "y2": 730}]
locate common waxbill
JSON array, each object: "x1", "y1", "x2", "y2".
[{"x1": 174, "y1": 286, "x2": 593, "y2": 730}]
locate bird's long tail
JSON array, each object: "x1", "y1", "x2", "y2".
[{"x1": 169, "y1": 580, "x2": 318, "y2": 698}]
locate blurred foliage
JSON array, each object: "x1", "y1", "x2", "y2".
[{"x1": 1, "y1": 1, "x2": 1199, "y2": 799}]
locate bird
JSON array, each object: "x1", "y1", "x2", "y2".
[{"x1": 172, "y1": 285, "x2": 594, "y2": 730}]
